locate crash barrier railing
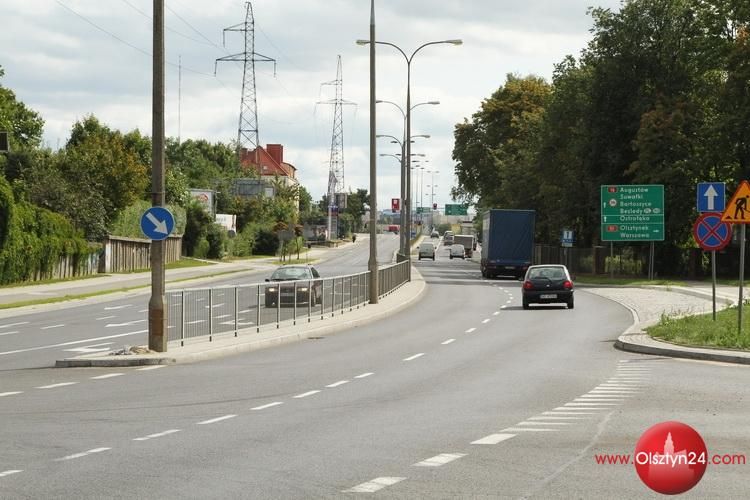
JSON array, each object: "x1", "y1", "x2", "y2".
[{"x1": 167, "y1": 260, "x2": 410, "y2": 346}]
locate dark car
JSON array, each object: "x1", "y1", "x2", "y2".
[
  {"x1": 264, "y1": 265, "x2": 322, "y2": 307},
  {"x1": 522, "y1": 265, "x2": 574, "y2": 309}
]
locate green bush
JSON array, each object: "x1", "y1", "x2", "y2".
[
  {"x1": 183, "y1": 202, "x2": 212, "y2": 256},
  {"x1": 0, "y1": 177, "x2": 96, "y2": 284},
  {"x1": 254, "y1": 228, "x2": 279, "y2": 255},
  {"x1": 205, "y1": 223, "x2": 227, "y2": 259},
  {"x1": 230, "y1": 224, "x2": 257, "y2": 257}
]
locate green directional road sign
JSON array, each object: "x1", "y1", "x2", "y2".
[
  {"x1": 600, "y1": 184, "x2": 665, "y2": 241},
  {"x1": 445, "y1": 204, "x2": 468, "y2": 216}
]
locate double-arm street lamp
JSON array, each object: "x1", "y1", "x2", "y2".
[{"x1": 358, "y1": 38, "x2": 462, "y2": 263}]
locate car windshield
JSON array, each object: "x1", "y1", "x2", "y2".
[
  {"x1": 270, "y1": 267, "x2": 311, "y2": 281},
  {"x1": 528, "y1": 267, "x2": 565, "y2": 280}
]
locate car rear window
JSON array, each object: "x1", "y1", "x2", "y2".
[
  {"x1": 271, "y1": 267, "x2": 311, "y2": 280},
  {"x1": 528, "y1": 267, "x2": 565, "y2": 280}
]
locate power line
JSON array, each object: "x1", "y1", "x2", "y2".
[{"x1": 120, "y1": 0, "x2": 214, "y2": 46}]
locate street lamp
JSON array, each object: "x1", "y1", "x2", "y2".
[
  {"x1": 377, "y1": 99, "x2": 437, "y2": 259},
  {"x1": 359, "y1": 38, "x2": 461, "y2": 264}
]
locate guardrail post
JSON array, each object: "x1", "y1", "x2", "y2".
[
  {"x1": 256, "y1": 284, "x2": 261, "y2": 333},
  {"x1": 293, "y1": 281, "x2": 297, "y2": 326},
  {"x1": 234, "y1": 286, "x2": 238, "y2": 337},
  {"x1": 209, "y1": 288, "x2": 213, "y2": 342},
  {"x1": 308, "y1": 279, "x2": 312, "y2": 322},
  {"x1": 349, "y1": 276, "x2": 353, "y2": 311},
  {"x1": 276, "y1": 284, "x2": 281, "y2": 328},
  {"x1": 180, "y1": 290, "x2": 185, "y2": 347},
  {"x1": 320, "y1": 278, "x2": 325, "y2": 320}
]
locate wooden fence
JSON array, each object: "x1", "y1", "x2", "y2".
[{"x1": 100, "y1": 235, "x2": 182, "y2": 273}]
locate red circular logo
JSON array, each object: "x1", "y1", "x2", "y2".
[{"x1": 634, "y1": 421, "x2": 708, "y2": 495}]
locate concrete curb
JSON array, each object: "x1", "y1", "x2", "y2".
[
  {"x1": 56, "y1": 267, "x2": 427, "y2": 367},
  {"x1": 601, "y1": 285, "x2": 750, "y2": 365}
]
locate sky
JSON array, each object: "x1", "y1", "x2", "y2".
[{"x1": 1, "y1": 0, "x2": 624, "y2": 212}]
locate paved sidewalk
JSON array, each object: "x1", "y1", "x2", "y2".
[
  {"x1": 582, "y1": 283, "x2": 750, "y2": 365},
  {"x1": 56, "y1": 266, "x2": 426, "y2": 367}
]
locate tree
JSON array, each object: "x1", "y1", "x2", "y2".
[{"x1": 0, "y1": 66, "x2": 45, "y2": 151}]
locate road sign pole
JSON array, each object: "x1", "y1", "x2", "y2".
[
  {"x1": 148, "y1": 0, "x2": 167, "y2": 353},
  {"x1": 610, "y1": 243, "x2": 614, "y2": 279},
  {"x1": 739, "y1": 225, "x2": 746, "y2": 337},
  {"x1": 712, "y1": 250, "x2": 717, "y2": 321}
]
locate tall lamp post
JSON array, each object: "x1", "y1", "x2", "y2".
[
  {"x1": 366, "y1": 0, "x2": 378, "y2": 304},
  {"x1": 376, "y1": 99, "x2": 437, "y2": 259},
  {"x1": 358, "y1": 38, "x2": 462, "y2": 264}
]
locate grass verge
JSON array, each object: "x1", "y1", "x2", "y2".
[
  {"x1": 574, "y1": 276, "x2": 683, "y2": 286},
  {"x1": 646, "y1": 305, "x2": 750, "y2": 350},
  {"x1": 0, "y1": 273, "x2": 111, "y2": 289}
]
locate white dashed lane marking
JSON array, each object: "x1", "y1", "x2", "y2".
[
  {"x1": 326, "y1": 380, "x2": 349, "y2": 388},
  {"x1": 545, "y1": 411, "x2": 597, "y2": 415},
  {"x1": 105, "y1": 320, "x2": 146, "y2": 328},
  {"x1": 0, "y1": 392, "x2": 23, "y2": 397},
  {"x1": 465, "y1": 328, "x2": 476, "y2": 334},
  {"x1": 0, "y1": 321, "x2": 29, "y2": 329},
  {"x1": 90, "y1": 373, "x2": 124, "y2": 380},
  {"x1": 403, "y1": 353, "x2": 425, "y2": 361},
  {"x1": 136, "y1": 365, "x2": 165, "y2": 371},
  {"x1": 414, "y1": 453, "x2": 466, "y2": 467},
  {"x1": 529, "y1": 416, "x2": 588, "y2": 420},
  {"x1": 55, "y1": 447, "x2": 111, "y2": 461},
  {"x1": 0, "y1": 470, "x2": 22, "y2": 477},
  {"x1": 502, "y1": 427, "x2": 558, "y2": 432},
  {"x1": 441, "y1": 338, "x2": 456, "y2": 345},
  {"x1": 36, "y1": 382, "x2": 77, "y2": 389},
  {"x1": 354, "y1": 372, "x2": 374, "y2": 379},
  {"x1": 344, "y1": 477, "x2": 406, "y2": 493},
  {"x1": 197, "y1": 415, "x2": 237, "y2": 425},
  {"x1": 518, "y1": 421, "x2": 572, "y2": 426},
  {"x1": 96, "y1": 316, "x2": 116, "y2": 321},
  {"x1": 41, "y1": 324, "x2": 65, "y2": 330},
  {"x1": 104, "y1": 304, "x2": 131, "y2": 310},
  {"x1": 293, "y1": 390, "x2": 321, "y2": 399},
  {"x1": 133, "y1": 429, "x2": 181, "y2": 441},
  {"x1": 0, "y1": 330, "x2": 147, "y2": 357},
  {"x1": 471, "y1": 433, "x2": 515, "y2": 445},
  {"x1": 251, "y1": 402, "x2": 283, "y2": 411},
  {"x1": 0, "y1": 331, "x2": 18, "y2": 337},
  {"x1": 482, "y1": 319, "x2": 490, "y2": 324}
]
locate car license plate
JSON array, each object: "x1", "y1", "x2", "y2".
[
  {"x1": 504, "y1": 266, "x2": 516, "y2": 270},
  {"x1": 540, "y1": 294, "x2": 557, "y2": 299}
]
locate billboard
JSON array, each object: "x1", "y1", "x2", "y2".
[{"x1": 189, "y1": 189, "x2": 215, "y2": 216}]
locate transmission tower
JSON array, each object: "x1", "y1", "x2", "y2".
[
  {"x1": 214, "y1": 2, "x2": 276, "y2": 157},
  {"x1": 318, "y1": 56, "x2": 355, "y2": 239}
]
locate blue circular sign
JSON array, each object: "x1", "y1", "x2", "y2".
[
  {"x1": 692, "y1": 212, "x2": 731, "y2": 251},
  {"x1": 140, "y1": 206, "x2": 175, "y2": 241}
]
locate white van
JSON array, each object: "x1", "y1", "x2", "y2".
[{"x1": 418, "y1": 242, "x2": 436, "y2": 260}]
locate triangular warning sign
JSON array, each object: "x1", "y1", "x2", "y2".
[{"x1": 722, "y1": 180, "x2": 750, "y2": 223}]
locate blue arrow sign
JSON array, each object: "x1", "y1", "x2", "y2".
[
  {"x1": 697, "y1": 182, "x2": 725, "y2": 213},
  {"x1": 140, "y1": 207, "x2": 175, "y2": 241}
]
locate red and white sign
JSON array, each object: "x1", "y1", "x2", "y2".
[
  {"x1": 692, "y1": 212, "x2": 732, "y2": 251},
  {"x1": 391, "y1": 198, "x2": 400, "y2": 212}
]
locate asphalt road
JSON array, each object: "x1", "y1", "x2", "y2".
[
  {"x1": 2, "y1": 238, "x2": 749, "y2": 498},
  {"x1": 0, "y1": 234, "x2": 399, "y2": 371}
]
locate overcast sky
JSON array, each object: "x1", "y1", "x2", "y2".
[{"x1": 1, "y1": 0, "x2": 624, "y2": 210}]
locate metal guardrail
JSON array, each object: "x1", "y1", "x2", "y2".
[{"x1": 167, "y1": 261, "x2": 410, "y2": 346}]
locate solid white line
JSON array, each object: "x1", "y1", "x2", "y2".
[
  {"x1": 36, "y1": 382, "x2": 77, "y2": 389},
  {"x1": 0, "y1": 470, "x2": 22, "y2": 477},
  {"x1": 105, "y1": 320, "x2": 146, "y2": 328},
  {"x1": 0, "y1": 331, "x2": 18, "y2": 337},
  {"x1": 293, "y1": 390, "x2": 321, "y2": 398},
  {"x1": 91, "y1": 373, "x2": 124, "y2": 380},
  {"x1": 502, "y1": 427, "x2": 558, "y2": 432},
  {"x1": 0, "y1": 321, "x2": 29, "y2": 329},
  {"x1": 518, "y1": 421, "x2": 571, "y2": 426},
  {"x1": 354, "y1": 372, "x2": 374, "y2": 379},
  {"x1": 0, "y1": 330, "x2": 147, "y2": 356},
  {"x1": 136, "y1": 365, "x2": 165, "y2": 371},
  {"x1": 529, "y1": 416, "x2": 587, "y2": 420},
  {"x1": 41, "y1": 324, "x2": 64, "y2": 330},
  {"x1": 251, "y1": 402, "x2": 283, "y2": 411},
  {"x1": 326, "y1": 380, "x2": 349, "y2": 388},
  {"x1": 344, "y1": 477, "x2": 406, "y2": 493},
  {"x1": 482, "y1": 319, "x2": 490, "y2": 324},
  {"x1": 104, "y1": 304, "x2": 131, "y2": 310},
  {"x1": 0, "y1": 392, "x2": 23, "y2": 397},
  {"x1": 414, "y1": 453, "x2": 466, "y2": 467},
  {"x1": 471, "y1": 433, "x2": 516, "y2": 445},
  {"x1": 133, "y1": 429, "x2": 181, "y2": 441},
  {"x1": 403, "y1": 353, "x2": 425, "y2": 361},
  {"x1": 96, "y1": 316, "x2": 116, "y2": 320},
  {"x1": 465, "y1": 328, "x2": 476, "y2": 333},
  {"x1": 441, "y1": 338, "x2": 456, "y2": 345},
  {"x1": 56, "y1": 447, "x2": 111, "y2": 461},
  {"x1": 197, "y1": 415, "x2": 237, "y2": 425},
  {"x1": 554, "y1": 407, "x2": 606, "y2": 411},
  {"x1": 576, "y1": 398, "x2": 624, "y2": 402}
]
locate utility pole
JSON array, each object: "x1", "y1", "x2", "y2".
[
  {"x1": 148, "y1": 0, "x2": 167, "y2": 352},
  {"x1": 215, "y1": 2, "x2": 276, "y2": 158}
]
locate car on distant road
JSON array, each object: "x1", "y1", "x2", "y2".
[
  {"x1": 521, "y1": 264, "x2": 574, "y2": 309},
  {"x1": 449, "y1": 244, "x2": 466, "y2": 260},
  {"x1": 443, "y1": 231, "x2": 455, "y2": 245},
  {"x1": 264, "y1": 265, "x2": 322, "y2": 307},
  {"x1": 430, "y1": 230, "x2": 439, "y2": 238},
  {"x1": 418, "y1": 242, "x2": 436, "y2": 260}
]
